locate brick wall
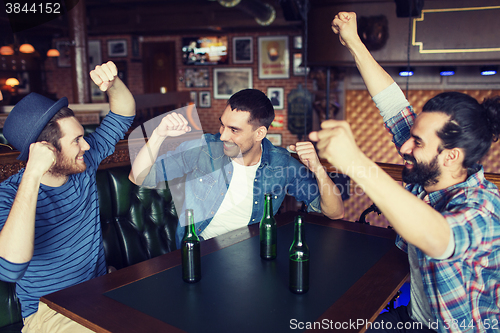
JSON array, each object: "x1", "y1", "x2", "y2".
[{"x1": 45, "y1": 31, "x2": 315, "y2": 148}]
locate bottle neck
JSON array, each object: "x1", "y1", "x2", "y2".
[
  {"x1": 184, "y1": 222, "x2": 196, "y2": 237},
  {"x1": 294, "y1": 222, "x2": 304, "y2": 245},
  {"x1": 264, "y1": 195, "x2": 273, "y2": 218},
  {"x1": 184, "y1": 210, "x2": 197, "y2": 238}
]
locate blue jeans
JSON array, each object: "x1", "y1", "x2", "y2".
[{"x1": 365, "y1": 306, "x2": 437, "y2": 332}]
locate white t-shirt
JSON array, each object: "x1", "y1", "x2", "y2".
[{"x1": 199, "y1": 157, "x2": 261, "y2": 240}]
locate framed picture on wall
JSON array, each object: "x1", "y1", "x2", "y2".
[
  {"x1": 56, "y1": 41, "x2": 71, "y2": 67},
  {"x1": 190, "y1": 91, "x2": 197, "y2": 104},
  {"x1": 107, "y1": 39, "x2": 127, "y2": 57},
  {"x1": 266, "y1": 133, "x2": 282, "y2": 147},
  {"x1": 199, "y1": 91, "x2": 211, "y2": 108},
  {"x1": 258, "y1": 36, "x2": 289, "y2": 79},
  {"x1": 213, "y1": 68, "x2": 253, "y2": 99},
  {"x1": 267, "y1": 87, "x2": 284, "y2": 110},
  {"x1": 293, "y1": 36, "x2": 303, "y2": 49},
  {"x1": 88, "y1": 40, "x2": 106, "y2": 102},
  {"x1": 293, "y1": 53, "x2": 309, "y2": 76},
  {"x1": 233, "y1": 36, "x2": 253, "y2": 64},
  {"x1": 185, "y1": 68, "x2": 209, "y2": 88}
]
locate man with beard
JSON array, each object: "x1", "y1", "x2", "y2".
[
  {"x1": 129, "y1": 88, "x2": 344, "y2": 248},
  {"x1": 0, "y1": 61, "x2": 135, "y2": 332},
  {"x1": 309, "y1": 12, "x2": 500, "y2": 332}
]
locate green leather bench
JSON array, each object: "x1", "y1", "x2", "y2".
[{"x1": 0, "y1": 165, "x2": 182, "y2": 331}]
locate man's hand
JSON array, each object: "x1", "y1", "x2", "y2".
[
  {"x1": 331, "y1": 12, "x2": 361, "y2": 49},
  {"x1": 309, "y1": 120, "x2": 363, "y2": 177},
  {"x1": 289, "y1": 142, "x2": 323, "y2": 174},
  {"x1": 90, "y1": 61, "x2": 118, "y2": 92},
  {"x1": 155, "y1": 112, "x2": 191, "y2": 137},
  {"x1": 25, "y1": 142, "x2": 56, "y2": 178}
]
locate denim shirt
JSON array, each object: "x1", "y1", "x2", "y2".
[{"x1": 142, "y1": 133, "x2": 321, "y2": 248}]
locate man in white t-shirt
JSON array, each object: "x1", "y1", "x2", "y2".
[{"x1": 130, "y1": 88, "x2": 344, "y2": 247}]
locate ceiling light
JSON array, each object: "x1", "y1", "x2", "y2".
[
  {"x1": 0, "y1": 46, "x2": 14, "y2": 55},
  {"x1": 19, "y1": 43, "x2": 35, "y2": 53},
  {"x1": 46, "y1": 48, "x2": 60, "y2": 57},
  {"x1": 481, "y1": 66, "x2": 497, "y2": 76},
  {"x1": 439, "y1": 67, "x2": 455, "y2": 76},
  {"x1": 6, "y1": 78, "x2": 20, "y2": 86},
  {"x1": 399, "y1": 68, "x2": 414, "y2": 77}
]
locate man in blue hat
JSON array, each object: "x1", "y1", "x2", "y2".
[{"x1": 0, "y1": 61, "x2": 135, "y2": 332}]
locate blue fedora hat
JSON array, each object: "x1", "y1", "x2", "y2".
[{"x1": 4, "y1": 93, "x2": 68, "y2": 161}]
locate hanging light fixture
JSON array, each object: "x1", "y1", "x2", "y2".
[
  {"x1": 46, "y1": 48, "x2": 60, "y2": 57},
  {"x1": 0, "y1": 46, "x2": 14, "y2": 55},
  {"x1": 6, "y1": 78, "x2": 20, "y2": 86},
  {"x1": 19, "y1": 43, "x2": 35, "y2": 53}
]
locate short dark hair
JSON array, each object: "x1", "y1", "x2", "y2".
[
  {"x1": 36, "y1": 107, "x2": 75, "y2": 151},
  {"x1": 423, "y1": 92, "x2": 500, "y2": 168},
  {"x1": 227, "y1": 89, "x2": 275, "y2": 129}
]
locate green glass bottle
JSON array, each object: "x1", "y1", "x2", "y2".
[
  {"x1": 289, "y1": 215, "x2": 309, "y2": 294},
  {"x1": 181, "y1": 209, "x2": 201, "y2": 283},
  {"x1": 259, "y1": 193, "x2": 277, "y2": 260}
]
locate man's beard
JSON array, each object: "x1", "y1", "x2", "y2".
[
  {"x1": 50, "y1": 151, "x2": 87, "y2": 177},
  {"x1": 402, "y1": 153, "x2": 441, "y2": 188}
]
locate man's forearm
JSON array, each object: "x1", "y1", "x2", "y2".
[
  {"x1": 348, "y1": 40, "x2": 394, "y2": 98},
  {"x1": 0, "y1": 173, "x2": 41, "y2": 263},
  {"x1": 107, "y1": 77, "x2": 135, "y2": 117},
  {"x1": 315, "y1": 168, "x2": 344, "y2": 219},
  {"x1": 347, "y1": 154, "x2": 451, "y2": 258},
  {"x1": 129, "y1": 129, "x2": 166, "y2": 185}
]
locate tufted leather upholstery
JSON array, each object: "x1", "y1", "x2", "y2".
[
  {"x1": 98, "y1": 165, "x2": 181, "y2": 269},
  {"x1": 0, "y1": 165, "x2": 181, "y2": 330},
  {"x1": 0, "y1": 282, "x2": 21, "y2": 332},
  {"x1": 0, "y1": 129, "x2": 7, "y2": 145}
]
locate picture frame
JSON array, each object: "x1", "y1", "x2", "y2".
[
  {"x1": 293, "y1": 53, "x2": 310, "y2": 76},
  {"x1": 185, "y1": 68, "x2": 209, "y2": 88},
  {"x1": 88, "y1": 40, "x2": 105, "y2": 102},
  {"x1": 233, "y1": 36, "x2": 253, "y2": 64},
  {"x1": 267, "y1": 87, "x2": 284, "y2": 110},
  {"x1": 199, "y1": 91, "x2": 211, "y2": 108},
  {"x1": 270, "y1": 114, "x2": 284, "y2": 130},
  {"x1": 190, "y1": 91, "x2": 197, "y2": 104},
  {"x1": 293, "y1": 36, "x2": 303, "y2": 49},
  {"x1": 258, "y1": 36, "x2": 289, "y2": 79},
  {"x1": 107, "y1": 39, "x2": 127, "y2": 57},
  {"x1": 56, "y1": 41, "x2": 71, "y2": 68},
  {"x1": 88, "y1": 40, "x2": 102, "y2": 70},
  {"x1": 213, "y1": 68, "x2": 253, "y2": 99},
  {"x1": 266, "y1": 133, "x2": 282, "y2": 147}
]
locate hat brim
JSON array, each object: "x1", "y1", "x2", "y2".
[{"x1": 17, "y1": 97, "x2": 68, "y2": 161}]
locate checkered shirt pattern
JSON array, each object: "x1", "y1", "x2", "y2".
[{"x1": 387, "y1": 106, "x2": 500, "y2": 332}]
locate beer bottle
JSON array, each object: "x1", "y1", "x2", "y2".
[
  {"x1": 259, "y1": 193, "x2": 277, "y2": 260},
  {"x1": 181, "y1": 209, "x2": 201, "y2": 283},
  {"x1": 289, "y1": 215, "x2": 309, "y2": 294}
]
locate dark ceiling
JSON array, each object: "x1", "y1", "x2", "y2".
[{"x1": 0, "y1": 0, "x2": 384, "y2": 42}]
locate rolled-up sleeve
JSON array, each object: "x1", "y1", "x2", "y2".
[{"x1": 0, "y1": 257, "x2": 29, "y2": 282}]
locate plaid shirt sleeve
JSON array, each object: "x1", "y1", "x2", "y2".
[
  {"x1": 384, "y1": 106, "x2": 417, "y2": 153},
  {"x1": 433, "y1": 189, "x2": 499, "y2": 262},
  {"x1": 420, "y1": 177, "x2": 500, "y2": 330}
]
